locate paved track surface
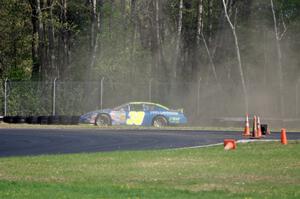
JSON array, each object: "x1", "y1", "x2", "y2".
[{"x1": 1, "y1": 128, "x2": 300, "y2": 157}]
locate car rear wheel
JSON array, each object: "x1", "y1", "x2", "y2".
[
  {"x1": 152, "y1": 116, "x2": 168, "y2": 127},
  {"x1": 95, "y1": 114, "x2": 111, "y2": 126}
]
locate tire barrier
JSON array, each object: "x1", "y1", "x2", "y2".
[
  {"x1": 59, "y1": 116, "x2": 72, "y2": 125},
  {"x1": 38, "y1": 116, "x2": 49, "y2": 125},
  {"x1": 3, "y1": 116, "x2": 14, "y2": 123},
  {"x1": 48, "y1": 116, "x2": 60, "y2": 125},
  {"x1": 71, "y1": 116, "x2": 80, "y2": 125},
  {"x1": 3, "y1": 116, "x2": 26, "y2": 124},
  {"x1": 12, "y1": 116, "x2": 26, "y2": 124},
  {"x1": 2, "y1": 115, "x2": 80, "y2": 125},
  {"x1": 26, "y1": 116, "x2": 39, "y2": 124}
]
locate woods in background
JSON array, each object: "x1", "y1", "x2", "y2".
[{"x1": 0, "y1": 0, "x2": 300, "y2": 116}]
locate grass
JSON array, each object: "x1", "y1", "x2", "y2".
[{"x1": 0, "y1": 141, "x2": 300, "y2": 198}]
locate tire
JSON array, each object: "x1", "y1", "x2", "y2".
[
  {"x1": 38, "y1": 116, "x2": 49, "y2": 125},
  {"x1": 12, "y1": 116, "x2": 26, "y2": 123},
  {"x1": 3, "y1": 116, "x2": 13, "y2": 123},
  {"x1": 26, "y1": 116, "x2": 39, "y2": 124},
  {"x1": 152, "y1": 116, "x2": 168, "y2": 127},
  {"x1": 95, "y1": 114, "x2": 111, "y2": 126},
  {"x1": 71, "y1": 116, "x2": 80, "y2": 125},
  {"x1": 48, "y1": 116, "x2": 60, "y2": 125},
  {"x1": 59, "y1": 115, "x2": 72, "y2": 125}
]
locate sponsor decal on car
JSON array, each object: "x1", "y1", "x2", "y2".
[
  {"x1": 110, "y1": 111, "x2": 126, "y2": 123},
  {"x1": 169, "y1": 117, "x2": 180, "y2": 123},
  {"x1": 126, "y1": 111, "x2": 145, "y2": 125}
]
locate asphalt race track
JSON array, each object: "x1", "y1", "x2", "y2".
[{"x1": 1, "y1": 128, "x2": 300, "y2": 157}]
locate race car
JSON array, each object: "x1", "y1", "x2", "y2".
[{"x1": 79, "y1": 102, "x2": 187, "y2": 127}]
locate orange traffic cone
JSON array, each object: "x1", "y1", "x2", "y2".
[
  {"x1": 243, "y1": 114, "x2": 251, "y2": 137},
  {"x1": 281, "y1": 128, "x2": 288, "y2": 145},
  {"x1": 224, "y1": 139, "x2": 236, "y2": 150},
  {"x1": 251, "y1": 115, "x2": 258, "y2": 138},
  {"x1": 257, "y1": 116, "x2": 262, "y2": 138}
]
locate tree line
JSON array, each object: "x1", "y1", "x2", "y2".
[{"x1": 0, "y1": 0, "x2": 300, "y2": 114}]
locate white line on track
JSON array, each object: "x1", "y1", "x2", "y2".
[{"x1": 176, "y1": 139, "x2": 282, "y2": 150}]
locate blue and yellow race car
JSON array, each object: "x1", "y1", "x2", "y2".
[{"x1": 79, "y1": 102, "x2": 187, "y2": 127}]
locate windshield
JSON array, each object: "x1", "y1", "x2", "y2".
[
  {"x1": 113, "y1": 102, "x2": 169, "y2": 112},
  {"x1": 113, "y1": 103, "x2": 129, "y2": 111}
]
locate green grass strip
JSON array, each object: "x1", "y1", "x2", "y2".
[{"x1": 0, "y1": 141, "x2": 299, "y2": 198}]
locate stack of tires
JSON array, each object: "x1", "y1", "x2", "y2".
[{"x1": 2, "y1": 115, "x2": 80, "y2": 125}]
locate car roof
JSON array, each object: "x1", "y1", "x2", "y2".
[{"x1": 128, "y1": 102, "x2": 169, "y2": 110}]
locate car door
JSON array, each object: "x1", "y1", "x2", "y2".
[
  {"x1": 126, "y1": 104, "x2": 146, "y2": 125},
  {"x1": 142, "y1": 104, "x2": 154, "y2": 126},
  {"x1": 110, "y1": 104, "x2": 128, "y2": 125}
]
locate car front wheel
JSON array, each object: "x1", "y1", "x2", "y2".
[
  {"x1": 95, "y1": 114, "x2": 111, "y2": 126},
  {"x1": 152, "y1": 116, "x2": 168, "y2": 127}
]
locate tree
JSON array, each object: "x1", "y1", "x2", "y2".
[
  {"x1": 47, "y1": 0, "x2": 56, "y2": 78},
  {"x1": 0, "y1": 0, "x2": 32, "y2": 80},
  {"x1": 87, "y1": 0, "x2": 101, "y2": 80},
  {"x1": 197, "y1": 0, "x2": 218, "y2": 84},
  {"x1": 174, "y1": 0, "x2": 183, "y2": 79},
  {"x1": 58, "y1": 0, "x2": 69, "y2": 79},
  {"x1": 28, "y1": 0, "x2": 43, "y2": 80},
  {"x1": 270, "y1": 0, "x2": 285, "y2": 118},
  {"x1": 222, "y1": 0, "x2": 248, "y2": 113}
]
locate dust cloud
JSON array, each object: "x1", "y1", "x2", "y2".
[{"x1": 81, "y1": 0, "x2": 299, "y2": 128}]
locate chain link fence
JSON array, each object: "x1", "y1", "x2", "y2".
[
  {"x1": 5, "y1": 80, "x2": 53, "y2": 116},
  {"x1": 1, "y1": 78, "x2": 300, "y2": 126}
]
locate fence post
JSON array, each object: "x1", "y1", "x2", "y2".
[
  {"x1": 100, "y1": 77, "x2": 104, "y2": 109},
  {"x1": 4, "y1": 78, "x2": 8, "y2": 116},
  {"x1": 149, "y1": 79, "x2": 153, "y2": 102},
  {"x1": 52, "y1": 78, "x2": 57, "y2": 116}
]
